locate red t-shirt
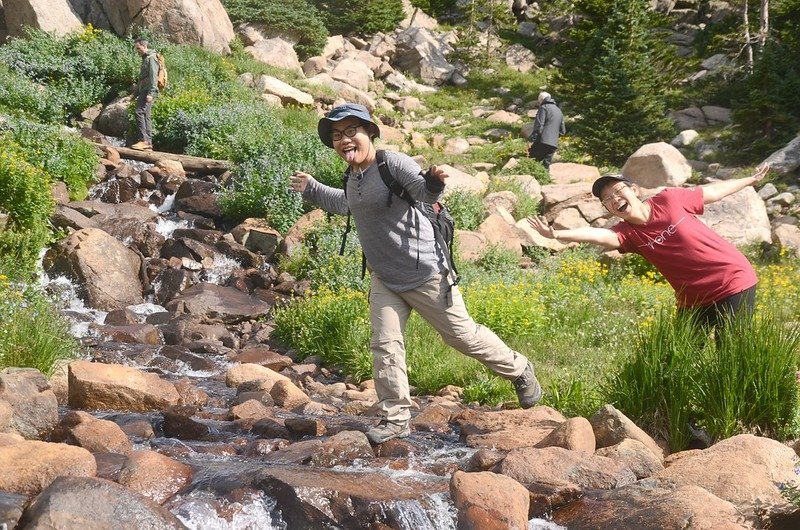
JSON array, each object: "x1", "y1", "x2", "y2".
[{"x1": 612, "y1": 187, "x2": 758, "y2": 308}]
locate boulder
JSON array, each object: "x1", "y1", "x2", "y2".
[
  {"x1": 118, "y1": 450, "x2": 193, "y2": 504},
  {"x1": 43, "y1": 228, "x2": 144, "y2": 311},
  {"x1": 621, "y1": 142, "x2": 692, "y2": 188},
  {"x1": 3, "y1": 0, "x2": 82, "y2": 37},
  {"x1": 701, "y1": 186, "x2": 771, "y2": 246},
  {"x1": 0, "y1": 368, "x2": 59, "y2": 439},
  {"x1": 68, "y1": 360, "x2": 180, "y2": 412},
  {"x1": 450, "y1": 470, "x2": 530, "y2": 530},
  {"x1": 0, "y1": 438, "x2": 96, "y2": 496},
  {"x1": 128, "y1": 0, "x2": 233, "y2": 53},
  {"x1": 17, "y1": 476, "x2": 186, "y2": 529}
]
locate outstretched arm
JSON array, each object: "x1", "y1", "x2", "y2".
[
  {"x1": 527, "y1": 216, "x2": 621, "y2": 249},
  {"x1": 701, "y1": 164, "x2": 769, "y2": 205}
]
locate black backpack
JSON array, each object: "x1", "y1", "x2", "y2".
[{"x1": 340, "y1": 150, "x2": 459, "y2": 286}]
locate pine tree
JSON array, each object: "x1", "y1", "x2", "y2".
[{"x1": 557, "y1": 0, "x2": 675, "y2": 166}]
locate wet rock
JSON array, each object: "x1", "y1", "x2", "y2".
[
  {"x1": 50, "y1": 410, "x2": 133, "y2": 456},
  {"x1": 43, "y1": 228, "x2": 144, "y2": 311},
  {"x1": 152, "y1": 268, "x2": 195, "y2": 306},
  {"x1": 251, "y1": 417, "x2": 291, "y2": 439},
  {"x1": 264, "y1": 439, "x2": 324, "y2": 464},
  {"x1": 450, "y1": 470, "x2": 529, "y2": 530},
  {"x1": 215, "y1": 238, "x2": 264, "y2": 268},
  {"x1": 284, "y1": 417, "x2": 326, "y2": 438},
  {"x1": 0, "y1": 490, "x2": 27, "y2": 529},
  {"x1": 17, "y1": 476, "x2": 187, "y2": 529},
  {"x1": 95, "y1": 217, "x2": 165, "y2": 258},
  {"x1": 173, "y1": 379, "x2": 209, "y2": 408},
  {"x1": 311, "y1": 431, "x2": 374, "y2": 467},
  {"x1": 51, "y1": 205, "x2": 98, "y2": 231},
  {"x1": 160, "y1": 237, "x2": 217, "y2": 262},
  {"x1": 463, "y1": 448, "x2": 505, "y2": 472},
  {"x1": 411, "y1": 403, "x2": 457, "y2": 433},
  {"x1": 0, "y1": 437, "x2": 96, "y2": 496},
  {"x1": 93, "y1": 452, "x2": 128, "y2": 481},
  {"x1": 166, "y1": 283, "x2": 272, "y2": 324},
  {"x1": 229, "y1": 399, "x2": 272, "y2": 421},
  {"x1": 254, "y1": 465, "x2": 449, "y2": 528},
  {"x1": 172, "y1": 228, "x2": 223, "y2": 246},
  {"x1": 104, "y1": 308, "x2": 138, "y2": 326},
  {"x1": 116, "y1": 418, "x2": 155, "y2": 441},
  {"x1": 227, "y1": 347, "x2": 292, "y2": 371},
  {"x1": 0, "y1": 368, "x2": 59, "y2": 439},
  {"x1": 162, "y1": 405, "x2": 212, "y2": 440},
  {"x1": 373, "y1": 438, "x2": 418, "y2": 458},
  {"x1": 68, "y1": 360, "x2": 180, "y2": 412},
  {"x1": 118, "y1": 450, "x2": 193, "y2": 504},
  {"x1": 93, "y1": 323, "x2": 162, "y2": 345}
]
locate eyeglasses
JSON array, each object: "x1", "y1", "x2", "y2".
[
  {"x1": 331, "y1": 125, "x2": 361, "y2": 142},
  {"x1": 601, "y1": 184, "x2": 628, "y2": 206}
]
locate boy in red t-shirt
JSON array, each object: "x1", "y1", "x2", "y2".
[{"x1": 528, "y1": 164, "x2": 769, "y2": 327}]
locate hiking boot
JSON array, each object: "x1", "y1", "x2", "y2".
[
  {"x1": 366, "y1": 419, "x2": 410, "y2": 444},
  {"x1": 131, "y1": 141, "x2": 152, "y2": 151},
  {"x1": 513, "y1": 361, "x2": 542, "y2": 409}
]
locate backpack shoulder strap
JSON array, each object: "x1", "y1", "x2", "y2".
[
  {"x1": 376, "y1": 150, "x2": 414, "y2": 207},
  {"x1": 339, "y1": 169, "x2": 352, "y2": 256}
]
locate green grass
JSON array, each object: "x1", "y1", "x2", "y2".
[{"x1": 0, "y1": 274, "x2": 81, "y2": 375}]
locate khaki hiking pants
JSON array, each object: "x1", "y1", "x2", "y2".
[{"x1": 369, "y1": 274, "x2": 529, "y2": 423}]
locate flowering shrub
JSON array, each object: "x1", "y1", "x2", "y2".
[{"x1": 0, "y1": 138, "x2": 54, "y2": 274}]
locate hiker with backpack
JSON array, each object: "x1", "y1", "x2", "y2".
[
  {"x1": 289, "y1": 103, "x2": 542, "y2": 444},
  {"x1": 131, "y1": 38, "x2": 164, "y2": 151}
]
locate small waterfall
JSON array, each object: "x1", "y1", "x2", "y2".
[{"x1": 174, "y1": 491, "x2": 287, "y2": 530}]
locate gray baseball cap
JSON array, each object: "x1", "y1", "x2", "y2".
[
  {"x1": 317, "y1": 103, "x2": 381, "y2": 148},
  {"x1": 592, "y1": 174, "x2": 633, "y2": 198}
]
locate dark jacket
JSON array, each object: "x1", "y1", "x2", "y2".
[
  {"x1": 136, "y1": 50, "x2": 160, "y2": 97},
  {"x1": 530, "y1": 97, "x2": 566, "y2": 147}
]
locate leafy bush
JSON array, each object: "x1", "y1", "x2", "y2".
[
  {"x1": 279, "y1": 217, "x2": 368, "y2": 292},
  {"x1": 0, "y1": 26, "x2": 138, "y2": 121},
  {"x1": 217, "y1": 116, "x2": 345, "y2": 230},
  {"x1": 0, "y1": 64, "x2": 63, "y2": 123},
  {"x1": 0, "y1": 273, "x2": 80, "y2": 373},
  {"x1": 444, "y1": 189, "x2": 485, "y2": 231},
  {"x1": 222, "y1": 0, "x2": 329, "y2": 59},
  {"x1": 313, "y1": 0, "x2": 405, "y2": 35},
  {"x1": 0, "y1": 138, "x2": 54, "y2": 275},
  {"x1": 6, "y1": 120, "x2": 99, "y2": 199},
  {"x1": 218, "y1": 158, "x2": 305, "y2": 233}
]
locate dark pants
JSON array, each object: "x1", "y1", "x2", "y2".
[
  {"x1": 528, "y1": 142, "x2": 557, "y2": 168},
  {"x1": 135, "y1": 93, "x2": 153, "y2": 143},
  {"x1": 681, "y1": 285, "x2": 757, "y2": 330}
]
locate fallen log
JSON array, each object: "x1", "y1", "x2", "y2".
[{"x1": 96, "y1": 144, "x2": 233, "y2": 175}]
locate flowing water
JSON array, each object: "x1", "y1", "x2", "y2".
[{"x1": 37, "y1": 162, "x2": 567, "y2": 529}]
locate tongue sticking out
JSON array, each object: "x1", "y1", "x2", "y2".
[{"x1": 344, "y1": 149, "x2": 357, "y2": 164}]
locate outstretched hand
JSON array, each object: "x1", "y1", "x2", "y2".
[
  {"x1": 289, "y1": 171, "x2": 311, "y2": 193},
  {"x1": 753, "y1": 163, "x2": 770, "y2": 182},
  {"x1": 427, "y1": 165, "x2": 449, "y2": 183},
  {"x1": 527, "y1": 216, "x2": 556, "y2": 239}
]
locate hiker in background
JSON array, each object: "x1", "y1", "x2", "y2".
[
  {"x1": 131, "y1": 38, "x2": 160, "y2": 151},
  {"x1": 528, "y1": 91, "x2": 566, "y2": 169},
  {"x1": 289, "y1": 103, "x2": 542, "y2": 444},
  {"x1": 528, "y1": 164, "x2": 770, "y2": 328}
]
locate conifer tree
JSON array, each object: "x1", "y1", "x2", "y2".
[{"x1": 557, "y1": 0, "x2": 675, "y2": 166}]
